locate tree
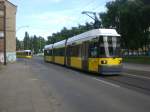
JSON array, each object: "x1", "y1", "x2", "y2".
[
  {"x1": 32, "y1": 35, "x2": 38, "y2": 54},
  {"x1": 38, "y1": 36, "x2": 46, "y2": 53},
  {"x1": 100, "y1": 0, "x2": 150, "y2": 51},
  {"x1": 16, "y1": 38, "x2": 21, "y2": 50},
  {"x1": 23, "y1": 32, "x2": 30, "y2": 50},
  {"x1": 47, "y1": 22, "x2": 95, "y2": 44}
]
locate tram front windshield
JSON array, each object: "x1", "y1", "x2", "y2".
[{"x1": 99, "y1": 36, "x2": 121, "y2": 57}]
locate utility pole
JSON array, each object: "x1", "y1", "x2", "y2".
[
  {"x1": 82, "y1": 11, "x2": 101, "y2": 29},
  {"x1": 4, "y1": 2, "x2": 6, "y2": 65},
  {"x1": 0, "y1": 1, "x2": 6, "y2": 65}
]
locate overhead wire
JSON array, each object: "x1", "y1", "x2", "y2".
[{"x1": 74, "y1": 0, "x2": 99, "y2": 25}]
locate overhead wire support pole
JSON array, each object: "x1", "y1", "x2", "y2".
[{"x1": 82, "y1": 12, "x2": 95, "y2": 21}]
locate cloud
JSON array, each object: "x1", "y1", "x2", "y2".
[
  {"x1": 35, "y1": 12, "x2": 75, "y2": 28},
  {"x1": 30, "y1": 11, "x2": 77, "y2": 27},
  {"x1": 16, "y1": 11, "x2": 77, "y2": 39},
  {"x1": 14, "y1": 0, "x2": 111, "y2": 40}
]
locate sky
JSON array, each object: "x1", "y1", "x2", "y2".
[{"x1": 9, "y1": 0, "x2": 113, "y2": 40}]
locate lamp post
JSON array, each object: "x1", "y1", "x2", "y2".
[
  {"x1": 16, "y1": 26, "x2": 29, "y2": 32},
  {"x1": 16, "y1": 26, "x2": 29, "y2": 50}
]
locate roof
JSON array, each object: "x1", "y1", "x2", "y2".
[
  {"x1": 0, "y1": 0, "x2": 17, "y2": 8},
  {"x1": 67, "y1": 28, "x2": 120, "y2": 45},
  {"x1": 44, "y1": 44, "x2": 53, "y2": 50},
  {"x1": 17, "y1": 50, "x2": 32, "y2": 52},
  {"x1": 0, "y1": 0, "x2": 17, "y2": 13},
  {"x1": 6, "y1": 0, "x2": 17, "y2": 8},
  {"x1": 44, "y1": 28, "x2": 120, "y2": 49},
  {"x1": 53, "y1": 39, "x2": 66, "y2": 49}
]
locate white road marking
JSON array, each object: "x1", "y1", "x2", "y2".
[
  {"x1": 123, "y1": 73, "x2": 150, "y2": 80},
  {"x1": 93, "y1": 78, "x2": 120, "y2": 88}
]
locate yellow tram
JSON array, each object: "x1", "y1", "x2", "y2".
[
  {"x1": 44, "y1": 29, "x2": 122, "y2": 74},
  {"x1": 16, "y1": 50, "x2": 32, "y2": 59}
]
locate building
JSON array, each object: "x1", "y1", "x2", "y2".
[{"x1": 0, "y1": 0, "x2": 17, "y2": 64}]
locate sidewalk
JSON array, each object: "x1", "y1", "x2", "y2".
[
  {"x1": 0, "y1": 61, "x2": 59, "y2": 112},
  {"x1": 123, "y1": 63, "x2": 150, "y2": 72}
]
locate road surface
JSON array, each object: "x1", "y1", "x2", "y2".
[
  {"x1": 0, "y1": 56, "x2": 150, "y2": 112},
  {"x1": 30, "y1": 56, "x2": 150, "y2": 112}
]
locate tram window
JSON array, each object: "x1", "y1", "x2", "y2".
[
  {"x1": 79, "y1": 45, "x2": 82, "y2": 57},
  {"x1": 46, "y1": 50, "x2": 48, "y2": 55},
  {"x1": 99, "y1": 37, "x2": 106, "y2": 57},
  {"x1": 69, "y1": 46, "x2": 73, "y2": 56},
  {"x1": 44, "y1": 50, "x2": 46, "y2": 55},
  {"x1": 26, "y1": 52, "x2": 28, "y2": 56},
  {"x1": 102, "y1": 36, "x2": 121, "y2": 57},
  {"x1": 70, "y1": 45, "x2": 80, "y2": 57},
  {"x1": 109, "y1": 47, "x2": 114, "y2": 56},
  {"x1": 54, "y1": 49, "x2": 58, "y2": 56},
  {"x1": 29, "y1": 52, "x2": 32, "y2": 55},
  {"x1": 46, "y1": 50, "x2": 51, "y2": 56},
  {"x1": 46, "y1": 50, "x2": 48, "y2": 56},
  {"x1": 49, "y1": 50, "x2": 52, "y2": 55},
  {"x1": 99, "y1": 46, "x2": 106, "y2": 57},
  {"x1": 44, "y1": 50, "x2": 47, "y2": 56},
  {"x1": 71, "y1": 46, "x2": 75, "y2": 56},
  {"x1": 54, "y1": 48, "x2": 65, "y2": 56},
  {"x1": 89, "y1": 41, "x2": 98, "y2": 58},
  {"x1": 59, "y1": 48, "x2": 65, "y2": 56},
  {"x1": 66, "y1": 46, "x2": 71, "y2": 56}
]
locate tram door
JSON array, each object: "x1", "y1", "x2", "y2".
[
  {"x1": 66, "y1": 45, "x2": 71, "y2": 66},
  {"x1": 81, "y1": 42, "x2": 89, "y2": 71}
]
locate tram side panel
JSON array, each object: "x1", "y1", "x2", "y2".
[
  {"x1": 88, "y1": 40, "x2": 100, "y2": 72},
  {"x1": 66, "y1": 41, "x2": 100, "y2": 72},
  {"x1": 53, "y1": 48, "x2": 65, "y2": 65},
  {"x1": 17, "y1": 51, "x2": 32, "y2": 59},
  {"x1": 44, "y1": 49, "x2": 53, "y2": 62},
  {"x1": 66, "y1": 44, "x2": 82, "y2": 69}
]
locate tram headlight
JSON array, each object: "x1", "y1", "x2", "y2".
[{"x1": 101, "y1": 60, "x2": 107, "y2": 64}]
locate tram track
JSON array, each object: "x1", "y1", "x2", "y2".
[
  {"x1": 32, "y1": 56, "x2": 150, "y2": 95},
  {"x1": 102, "y1": 72, "x2": 150, "y2": 95},
  {"x1": 29, "y1": 56, "x2": 150, "y2": 112}
]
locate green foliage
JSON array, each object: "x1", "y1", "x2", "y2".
[
  {"x1": 47, "y1": 22, "x2": 94, "y2": 44},
  {"x1": 17, "y1": 0, "x2": 150, "y2": 55},
  {"x1": 46, "y1": 0, "x2": 150, "y2": 51},
  {"x1": 124, "y1": 56, "x2": 150, "y2": 64},
  {"x1": 16, "y1": 32, "x2": 46, "y2": 54},
  {"x1": 101, "y1": 0, "x2": 150, "y2": 50},
  {"x1": 16, "y1": 38, "x2": 22, "y2": 50},
  {"x1": 23, "y1": 32, "x2": 30, "y2": 50}
]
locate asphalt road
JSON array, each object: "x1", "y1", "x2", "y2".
[{"x1": 20, "y1": 56, "x2": 150, "y2": 112}]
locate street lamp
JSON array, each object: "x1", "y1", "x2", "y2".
[{"x1": 16, "y1": 25, "x2": 29, "y2": 32}]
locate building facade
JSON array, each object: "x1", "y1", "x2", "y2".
[{"x1": 0, "y1": 0, "x2": 17, "y2": 64}]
